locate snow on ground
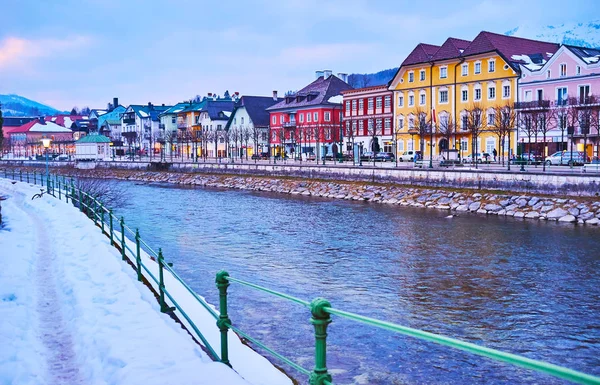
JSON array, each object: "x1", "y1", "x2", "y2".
[{"x1": 0, "y1": 179, "x2": 290, "y2": 385}]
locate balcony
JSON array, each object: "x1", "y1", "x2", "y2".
[
  {"x1": 282, "y1": 121, "x2": 297, "y2": 128},
  {"x1": 515, "y1": 100, "x2": 551, "y2": 110},
  {"x1": 123, "y1": 117, "x2": 136, "y2": 125}
]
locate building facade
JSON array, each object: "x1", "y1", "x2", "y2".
[
  {"x1": 341, "y1": 85, "x2": 394, "y2": 157},
  {"x1": 517, "y1": 45, "x2": 600, "y2": 158},
  {"x1": 389, "y1": 32, "x2": 559, "y2": 162},
  {"x1": 267, "y1": 71, "x2": 352, "y2": 160}
]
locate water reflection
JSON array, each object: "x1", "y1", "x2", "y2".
[{"x1": 113, "y1": 180, "x2": 600, "y2": 385}]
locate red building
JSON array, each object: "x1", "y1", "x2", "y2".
[
  {"x1": 266, "y1": 71, "x2": 352, "y2": 160},
  {"x1": 340, "y1": 85, "x2": 394, "y2": 156},
  {"x1": 4, "y1": 118, "x2": 75, "y2": 158}
]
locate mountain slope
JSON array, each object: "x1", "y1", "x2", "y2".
[
  {"x1": 506, "y1": 20, "x2": 600, "y2": 48},
  {"x1": 0, "y1": 94, "x2": 63, "y2": 117}
]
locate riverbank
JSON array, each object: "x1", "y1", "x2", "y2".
[{"x1": 5, "y1": 166, "x2": 600, "y2": 226}]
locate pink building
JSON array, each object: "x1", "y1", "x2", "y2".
[{"x1": 517, "y1": 45, "x2": 600, "y2": 157}]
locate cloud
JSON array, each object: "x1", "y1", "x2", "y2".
[{"x1": 0, "y1": 35, "x2": 91, "y2": 70}]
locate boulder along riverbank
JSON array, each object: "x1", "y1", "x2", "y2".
[{"x1": 5, "y1": 166, "x2": 600, "y2": 226}]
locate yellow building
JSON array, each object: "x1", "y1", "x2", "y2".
[{"x1": 389, "y1": 32, "x2": 559, "y2": 162}]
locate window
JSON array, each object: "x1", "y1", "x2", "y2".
[
  {"x1": 461, "y1": 116, "x2": 468, "y2": 130},
  {"x1": 272, "y1": 116, "x2": 276, "y2": 124},
  {"x1": 171, "y1": 116, "x2": 176, "y2": 124},
  {"x1": 313, "y1": 112, "x2": 318, "y2": 121},
  {"x1": 358, "y1": 99, "x2": 364, "y2": 111},
  {"x1": 398, "y1": 95, "x2": 404, "y2": 107},
  {"x1": 299, "y1": 113, "x2": 304, "y2": 123},
  {"x1": 439, "y1": 90, "x2": 448, "y2": 103},
  {"x1": 368, "y1": 98, "x2": 374, "y2": 110},
  {"x1": 408, "y1": 72, "x2": 414, "y2": 82},
  {"x1": 376, "y1": 97, "x2": 382, "y2": 109},
  {"x1": 577, "y1": 66, "x2": 581, "y2": 75},
  {"x1": 524, "y1": 90, "x2": 532, "y2": 101},
  {"x1": 325, "y1": 129, "x2": 331, "y2": 140},
  {"x1": 462, "y1": 64, "x2": 468, "y2": 76},
  {"x1": 419, "y1": 93, "x2": 426, "y2": 105},
  {"x1": 488, "y1": 86, "x2": 496, "y2": 100},
  {"x1": 345, "y1": 101, "x2": 350, "y2": 111},
  {"x1": 280, "y1": 115, "x2": 284, "y2": 124},
  {"x1": 488, "y1": 60, "x2": 495, "y2": 73},
  {"x1": 233, "y1": 118, "x2": 237, "y2": 125},
  {"x1": 408, "y1": 116, "x2": 414, "y2": 129},
  {"x1": 307, "y1": 113, "x2": 311, "y2": 122},
  {"x1": 560, "y1": 63, "x2": 567, "y2": 77},
  {"x1": 420, "y1": 70, "x2": 425, "y2": 81},
  {"x1": 579, "y1": 85, "x2": 591, "y2": 103},
  {"x1": 272, "y1": 132, "x2": 277, "y2": 141},
  {"x1": 398, "y1": 117, "x2": 404, "y2": 130},
  {"x1": 462, "y1": 89, "x2": 468, "y2": 102},
  {"x1": 461, "y1": 139, "x2": 468, "y2": 152},
  {"x1": 409, "y1": 95, "x2": 414, "y2": 106},
  {"x1": 557, "y1": 87, "x2": 568, "y2": 105},
  {"x1": 537, "y1": 89, "x2": 543, "y2": 101},
  {"x1": 407, "y1": 140, "x2": 413, "y2": 151},
  {"x1": 440, "y1": 66, "x2": 447, "y2": 79},
  {"x1": 475, "y1": 62, "x2": 481, "y2": 74},
  {"x1": 375, "y1": 119, "x2": 382, "y2": 135},
  {"x1": 358, "y1": 120, "x2": 364, "y2": 132},
  {"x1": 546, "y1": 70, "x2": 551, "y2": 79},
  {"x1": 241, "y1": 117, "x2": 244, "y2": 125},
  {"x1": 488, "y1": 112, "x2": 495, "y2": 126},
  {"x1": 351, "y1": 100, "x2": 357, "y2": 111},
  {"x1": 352, "y1": 121, "x2": 357, "y2": 135},
  {"x1": 384, "y1": 95, "x2": 391, "y2": 108},
  {"x1": 368, "y1": 119, "x2": 374, "y2": 132},
  {"x1": 475, "y1": 88, "x2": 482, "y2": 101},
  {"x1": 503, "y1": 85, "x2": 510, "y2": 98},
  {"x1": 324, "y1": 112, "x2": 331, "y2": 122}
]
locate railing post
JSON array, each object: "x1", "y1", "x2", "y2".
[
  {"x1": 215, "y1": 270, "x2": 231, "y2": 367},
  {"x1": 135, "y1": 228, "x2": 142, "y2": 281},
  {"x1": 158, "y1": 248, "x2": 172, "y2": 313},
  {"x1": 120, "y1": 217, "x2": 126, "y2": 261},
  {"x1": 109, "y1": 209, "x2": 114, "y2": 245},
  {"x1": 33, "y1": 170, "x2": 36, "y2": 185},
  {"x1": 19, "y1": 170, "x2": 22, "y2": 182},
  {"x1": 100, "y1": 202, "x2": 105, "y2": 233},
  {"x1": 12, "y1": 168, "x2": 15, "y2": 180},
  {"x1": 93, "y1": 197, "x2": 97, "y2": 224},
  {"x1": 309, "y1": 298, "x2": 332, "y2": 385},
  {"x1": 58, "y1": 179, "x2": 62, "y2": 200},
  {"x1": 26, "y1": 171, "x2": 29, "y2": 183},
  {"x1": 78, "y1": 189, "x2": 83, "y2": 212}
]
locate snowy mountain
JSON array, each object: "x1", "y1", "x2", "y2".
[
  {"x1": 506, "y1": 20, "x2": 600, "y2": 48},
  {"x1": 0, "y1": 94, "x2": 64, "y2": 117}
]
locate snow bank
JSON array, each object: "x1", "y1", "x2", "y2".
[{"x1": 0, "y1": 180, "x2": 273, "y2": 385}]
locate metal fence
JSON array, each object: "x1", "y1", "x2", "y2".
[{"x1": 3, "y1": 168, "x2": 600, "y2": 385}]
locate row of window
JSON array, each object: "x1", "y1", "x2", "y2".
[
  {"x1": 272, "y1": 111, "x2": 333, "y2": 124},
  {"x1": 524, "y1": 85, "x2": 591, "y2": 103},
  {"x1": 343, "y1": 118, "x2": 393, "y2": 133},
  {"x1": 408, "y1": 60, "x2": 496, "y2": 82},
  {"x1": 398, "y1": 84, "x2": 511, "y2": 107},
  {"x1": 345, "y1": 95, "x2": 392, "y2": 112},
  {"x1": 397, "y1": 110, "x2": 504, "y2": 130}
]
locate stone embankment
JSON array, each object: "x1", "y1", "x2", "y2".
[{"x1": 4, "y1": 167, "x2": 600, "y2": 226}]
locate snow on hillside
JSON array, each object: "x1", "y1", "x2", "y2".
[
  {"x1": 0, "y1": 94, "x2": 63, "y2": 117},
  {"x1": 506, "y1": 20, "x2": 600, "y2": 48}
]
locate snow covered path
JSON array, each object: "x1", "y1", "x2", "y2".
[{"x1": 0, "y1": 180, "x2": 255, "y2": 385}]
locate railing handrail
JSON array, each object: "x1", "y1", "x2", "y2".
[{"x1": 3, "y1": 168, "x2": 600, "y2": 385}]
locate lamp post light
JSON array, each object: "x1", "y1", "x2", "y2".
[
  {"x1": 520, "y1": 138, "x2": 526, "y2": 172},
  {"x1": 41, "y1": 137, "x2": 52, "y2": 191}
]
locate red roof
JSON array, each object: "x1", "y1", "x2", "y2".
[
  {"x1": 6, "y1": 120, "x2": 37, "y2": 134},
  {"x1": 401, "y1": 43, "x2": 441, "y2": 66},
  {"x1": 431, "y1": 37, "x2": 471, "y2": 61},
  {"x1": 461, "y1": 31, "x2": 559, "y2": 65}
]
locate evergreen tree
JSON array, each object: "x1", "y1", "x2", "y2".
[
  {"x1": 70, "y1": 107, "x2": 79, "y2": 115},
  {"x1": 224, "y1": 90, "x2": 231, "y2": 99}
]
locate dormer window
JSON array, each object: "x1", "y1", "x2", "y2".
[
  {"x1": 560, "y1": 64, "x2": 567, "y2": 77},
  {"x1": 546, "y1": 70, "x2": 551, "y2": 79},
  {"x1": 576, "y1": 66, "x2": 581, "y2": 75}
]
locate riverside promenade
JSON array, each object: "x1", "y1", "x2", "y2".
[{"x1": 0, "y1": 179, "x2": 291, "y2": 385}]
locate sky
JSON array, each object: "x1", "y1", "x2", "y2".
[{"x1": 0, "y1": 0, "x2": 597, "y2": 111}]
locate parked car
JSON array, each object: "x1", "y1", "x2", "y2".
[
  {"x1": 375, "y1": 152, "x2": 395, "y2": 162},
  {"x1": 582, "y1": 157, "x2": 600, "y2": 172},
  {"x1": 360, "y1": 151, "x2": 375, "y2": 161},
  {"x1": 462, "y1": 152, "x2": 491, "y2": 164},
  {"x1": 251, "y1": 152, "x2": 269, "y2": 160},
  {"x1": 56, "y1": 154, "x2": 69, "y2": 161},
  {"x1": 545, "y1": 151, "x2": 585, "y2": 166},
  {"x1": 399, "y1": 150, "x2": 422, "y2": 162}
]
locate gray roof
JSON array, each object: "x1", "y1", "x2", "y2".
[
  {"x1": 225, "y1": 96, "x2": 283, "y2": 129},
  {"x1": 266, "y1": 75, "x2": 352, "y2": 111}
]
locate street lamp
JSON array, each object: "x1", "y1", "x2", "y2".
[
  {"x1": 520, "y1": 138, "x2": 526, "y2": 172},
  {"x1": 41, "y1": 137, "x2": 52, "y2": 192},
  {"x1": 359, "y1": 142, "x2": 363, "y2": 166},
  {"x1": 567, "y1": 125, "x2": 575, "y2": 169}
]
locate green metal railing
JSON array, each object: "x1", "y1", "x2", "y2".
[{"x1": 3, "y1": 168, "x2": 600, "y2": 385}]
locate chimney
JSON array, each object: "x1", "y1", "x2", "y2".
[
  {"x1": 315, "y1": 70, "x2": 324, "y2": 79},
  {"x1": 162, "y1": 103, "x2": 165, "y2": 106},
  {"x1": 148, "y1": 102, "x2": 152, "y2": 108},
  {"x1": 39, "y1": 116, "x2": 46, "y2": 124},
  {"x1": 113, "y1": 97, "x2": 119, "y2": 109},
  {"x1": 337, "y1": 73, "x2": 348, "y2": 83},
  {"x1": 324, "y1": 70, "x2": 332, "y2": 79},
  {"x1": 273, "y1": 90, "x2": 278, "y2": 101}
]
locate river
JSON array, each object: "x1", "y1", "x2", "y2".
[{"x1": 112, "y1": 180, "x2": 600, "y2": 385}]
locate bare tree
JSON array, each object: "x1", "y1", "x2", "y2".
[
  {"x1": 491, "y1": 103, "x2": 516, "y2": 168},
  {"x1": 466, "y1": 103, "x2": 484, "y2": 169},
  {"x1": 230, "y1": 125, "x2": 240, "y2": 161},
  {"x1": 577, "y1": 94, "x2": 598, "y2": 163},
  {"x1": 345, "y1": 121, "x2": 356, "y2": 165},
  {"x1": 241, "y1": 125, "x2": 251, "y2": 161},
  {"x1": 410, "y1": 107, "x2": 430, "y2": 161},
  {"x1": 72, "y1": 178, "x2": 129, "y2": 214},
  {"x1": 438, "y1": 113, "x2": 455, "y2": 162}
]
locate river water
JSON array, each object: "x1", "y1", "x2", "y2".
[{"x1": 112, "y1": 180, "x2": 600, "y2": 385}]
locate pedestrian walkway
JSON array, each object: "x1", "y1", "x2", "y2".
[{"x1": 0, "y1": 180, "x2": 250, "y2": 385}]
